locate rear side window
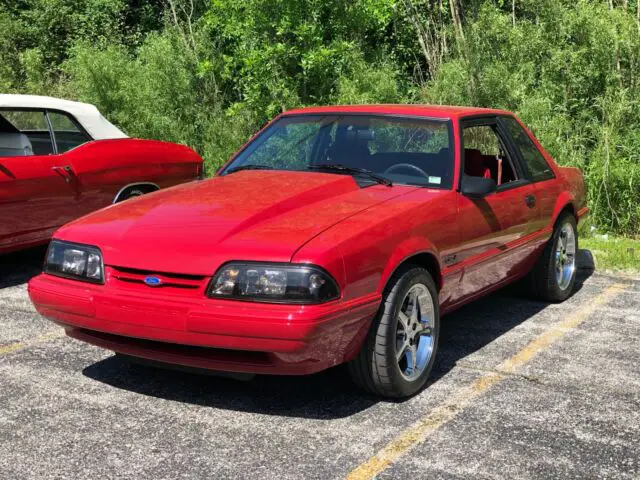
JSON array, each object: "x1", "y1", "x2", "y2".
[
  {"x1": 48, "y1": 111, "x2": 91, "y2": 153},
  {"x1": 503, "y1": 117, "x2": 554, "y2": 181}
]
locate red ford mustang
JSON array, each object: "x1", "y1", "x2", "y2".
[
  {"x1": 28, "y1": 105, "x2": 587, "y2": 398},
  {"x1": 0, "y1": 95, "x2": 203, "y2": 254}
]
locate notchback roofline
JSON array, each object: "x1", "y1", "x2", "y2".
[{"x1": 282, "y1": 104, "x2": 512, "y2": 120}]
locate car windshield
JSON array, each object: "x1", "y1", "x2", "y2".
[{"x1": 221, "y1": 114, "x2": 454, "y2": 188}]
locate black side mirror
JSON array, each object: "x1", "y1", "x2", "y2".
[{"x1": 461, "y1": 175, "x2": 497, "y2": 199}]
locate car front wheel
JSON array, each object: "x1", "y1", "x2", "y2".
[{"x1": 348, "y1": 266, "x2": 440, "y2": 398}]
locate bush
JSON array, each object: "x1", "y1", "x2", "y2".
[
  {"x1": 1, "y1": 0, "x2": 639, "y2": 236},
  {"x1": 421, "y1": 1, "x2": 640, "y2": 236}
]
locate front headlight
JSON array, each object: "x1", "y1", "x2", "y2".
[
  {"x1": 207, "y1": 262, "x2": 340, "y2": 303},
  {"x1": 45, "y1": 240, "x2": 104, "y2": 284}
]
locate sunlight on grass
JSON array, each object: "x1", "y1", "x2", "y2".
[{"x1": 581, "y1": 235, "x2": 640, "y2": 274}]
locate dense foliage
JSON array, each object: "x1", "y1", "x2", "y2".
[{"x1": 1, "y1": 0, "x2": 639, "y2": 236}]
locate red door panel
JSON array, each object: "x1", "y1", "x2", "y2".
[
  {"x1": 0, "y1": 154, "x2": 77, "y2": 250},
  {"x1": 451, "y1": 184, "x2": 536, "y2": 303},
  {"x1": 528, "y1": 178, "x2": 561, "y2": 232}
]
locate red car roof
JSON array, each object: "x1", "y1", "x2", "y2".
[{"x1": 283, "y1": 104, "x2": 512, "y2": 119}]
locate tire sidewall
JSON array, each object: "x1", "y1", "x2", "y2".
[
  {"x1": 123, "y1": 188, "x2": 145, "y2": 200},
  {"x1": 547, "y1": 213, "x2": 578, "y2": 301},
  {"x1": 117, "y1": 187, "x2": 149, "y2": 203},
  {"x1": 383, "y1": 269, "x2": 440, "y2": 397}
]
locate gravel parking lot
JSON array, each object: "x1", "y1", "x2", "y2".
[{"x1": 1, "y1": 248, "x2": 639, "y2": 479}]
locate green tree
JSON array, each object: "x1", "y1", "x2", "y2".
[{"x1": 1, "y1": 0, "x2": 639, "y2": 235}]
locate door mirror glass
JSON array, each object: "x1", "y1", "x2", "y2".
[{"x1": 461, "y1": 175, "x2": 497, "y2": 199}]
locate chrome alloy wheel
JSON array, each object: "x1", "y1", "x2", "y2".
[
  {"x1": 555, "y1": 222, "x2": 576, "y2": 291},
  {"x1": 395, "y1": 283, "x2": 435, "y2": 381}
]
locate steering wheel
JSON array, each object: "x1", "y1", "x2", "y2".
[{"x1": 384, "y1": 163, "x2": 430, "y2": 178}]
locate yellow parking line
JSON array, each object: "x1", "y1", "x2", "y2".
[
  {"x1": 0, "y1": 331, "x2": 65, "y2": 356},
  {"x1": 346, "y1": 283, "x2": 628, "y2": 480},
  {"x1": 0, "y1": 342, "x2": 26, "y2": 355},
  {"x1": 496, "y1": 285, "x2": 627, "y2": 374}
]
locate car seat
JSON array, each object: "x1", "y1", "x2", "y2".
[
  {"x1": 0, "y1": 133, "x2": 34, "y2": 157},
  {"x1": 464, "y1": 148, "x2": 491, "y2": 179},
  {"x1": 326, "y1": 125, "x2": 372, "y2": 168}
]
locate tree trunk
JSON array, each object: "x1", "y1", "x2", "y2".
[
  {"x1": 404, "y1": 0, "x2": 432, "y2": 73},
  {"x1": 449, "y1": 0, "x2": 465, "y2": 57},
  {"x1": 440, "y1": 0, "x2": 448, "y2": 57},
  {"x1": 512, "y1": 0, "x2": 516, "y2": 27},
  {"x1": 609, "y1": 0, "x2": 623, "y2": 87}
]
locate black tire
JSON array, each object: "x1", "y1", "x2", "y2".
[
  {"x1": 348, "y1": 266, "x2": 440, "y2": 398},
  {"x1": 116, "y1": 185, "x2": 157, "y2": 203},
  {"x1": 124, "y1": 188, "x2": 145, "y2": 199},
  {"x1": 527, "y1": 211, "x2": 578, "y2": 302}
]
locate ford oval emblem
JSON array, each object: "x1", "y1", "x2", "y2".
[{"x1": 144, "y1": 276, "x2": 162, "y2": 287}]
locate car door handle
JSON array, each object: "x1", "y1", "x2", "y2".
[
  {"x1": 525, "y1": 194, "x2": 536, "y2": 208},
  {"x1": 0, "y1": 163, "x2": 16, "y2": 179},
  {"x1": 52, "y1": 165, "x2": 75, "y2": 183}
]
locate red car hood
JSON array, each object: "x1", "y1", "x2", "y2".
[{"x1": 55, "y1": 171, "x2": 412, "y2": 275}]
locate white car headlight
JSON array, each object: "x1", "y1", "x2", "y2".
[{"x1": 45, "y1": 240, "x2": 104, "y2": 284}]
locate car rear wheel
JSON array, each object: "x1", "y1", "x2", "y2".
[
  {"x1": 528, "y1": 211, "x2": 578, "y2": 302},
  {"x1": 122, "y1": 189, "x2": 144, "y2": 200},
  {"x1": 114, "y1": 184, "x2": 158, "y2": 203},
  {"x1": 348, "y1": 266, "x2": 440, "y2": 398}
]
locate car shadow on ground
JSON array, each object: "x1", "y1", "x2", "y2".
[
  {"x1": 0, "y1": 246, "x2": 47, "y2": 289},
  {"x1": 428, "y1": 269, "x2": 593, "y2": 385},
  {"x1": 81, "y1": 264, "x2": 593, "y2": 420}
]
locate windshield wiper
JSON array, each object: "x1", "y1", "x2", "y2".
[
  {"x1": 225, "y1": 164, "x2": 274, "y2": 174},
  {"x1": 308, "y1": 164, "x2": 392, "y2": 187}
]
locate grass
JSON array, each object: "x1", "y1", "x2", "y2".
[{"x1": 580, "y1": 234, "x2": 640, "y2": 274}]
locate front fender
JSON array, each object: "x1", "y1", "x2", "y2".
[{"x1": 378, "y1": 237, "x2": 441, "y2": 293}]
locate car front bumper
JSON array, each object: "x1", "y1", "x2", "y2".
[{"x1": 28, "y1": 274, "x2": 380, "y2": 375}]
